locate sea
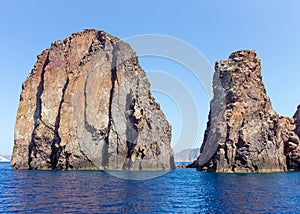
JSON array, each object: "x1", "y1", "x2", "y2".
[{"x1": 1, "y1": 162, "x2": 300, "y2": 213}]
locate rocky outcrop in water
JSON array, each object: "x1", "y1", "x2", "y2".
[
  {"x1": 11, "y1": 29, "x2": 175, "y2": 170},
  {"x1": 197, "y1": 50, "x2": 300, "y2": 172}
]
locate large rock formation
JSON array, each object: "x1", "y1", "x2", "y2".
[
  {"x1": 197, "y1": 50, "x2": 300, "y2": 172},
  {"x1": 11, "y1": 29, "x2": 175, "y2": 170}
]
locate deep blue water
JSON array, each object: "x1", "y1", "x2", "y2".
[{"x1": 1, "y1": 162, "x2": 300, "y2": 213}]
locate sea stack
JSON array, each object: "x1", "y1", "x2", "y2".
[
  {"x1": 11, "y1": 29, "x2": 175, "y2": 170},
  {"x1": 197, "y1": 50, "x2": 300, "y2": 172}
]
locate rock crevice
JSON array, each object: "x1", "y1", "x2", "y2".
[{"x1": 50, "y1": 77, "x2": 69, "y2": 169}]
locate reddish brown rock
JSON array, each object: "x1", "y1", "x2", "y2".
[
  {"x1": 11, "y1": 29, "x2": 175, "y2": 170},
  {"x1": 197, "y1": 50, "x2": 300, "y2": 172},
  {"x1": 287, "y1": 106, "x2": 300, "y2": 170}
]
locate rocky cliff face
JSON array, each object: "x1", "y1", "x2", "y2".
[
  {"x1": 197, "y1": 50, "x2": 300, "y2": 172},
  {"x1": 288, "y1": 106, "x2": 300, "y2": 170},
  {"x1": 11, "y1": 29, "x2": 175, "y2": 170}
]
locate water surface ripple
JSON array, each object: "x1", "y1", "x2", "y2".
[{"x1": 1, "y1": 163, "x2": 299, "y2": 213}]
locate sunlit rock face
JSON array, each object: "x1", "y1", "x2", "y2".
[
  {"x1": 11, "y1": 29, "x2": 175, "y2": 170},
  {"x1": 197, "y1": 50, "x2": 300, "y2": 172}
]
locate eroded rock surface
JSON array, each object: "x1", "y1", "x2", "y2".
[
  {"x1": 197, "y1": 50, "x2": 300, "y2": 172},
  {"x1": 11, "y1": 29, "x2": 175, "y2": 170},
  {"x1": 288, "y1": 106, "x2": 300, "y2": 170}
]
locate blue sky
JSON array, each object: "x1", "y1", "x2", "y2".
[{"x1": 1, "y1": 0, "x2": 300, "y2": 154}]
